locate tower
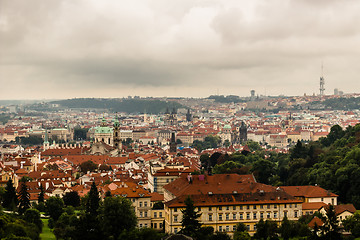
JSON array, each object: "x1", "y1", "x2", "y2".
[
  {"x1": 186, "y1": 109, "x2": 192, "y2": 122},
  {"x1": 169, "y1": 132, "x2": 177, "y2": 153},
  {"x1": 43, "y1": 129, "x2": 50, "y2": 150},
  {"x1": 320, "y1": 64, "x2": 325, "y2": 96},
  {"x1": 113, "y1": 115, "x2": 121, "y2": 149},
  {"x1": 239, "y1": 121, "x2": 248, "y2": 143}
]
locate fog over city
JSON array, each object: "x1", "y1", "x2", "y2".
[{"x1": 1, "y1": 0, "x2": 360, "y2": 99}]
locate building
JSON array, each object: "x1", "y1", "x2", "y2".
[
  {"x1": 280, "y1": 185, "x2": 338, "y2": 205},
  {"x1": 164, "y1": 174, "x2": 302, "y2": 235},
  {"x1": 94, "y1": 118, "x2": 113, "y2": 145}
]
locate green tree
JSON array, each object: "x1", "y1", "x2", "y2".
[
  {"x1": 46, "y1": 196, "x2": 64, "y2": 222},
  {"x1": 100, "y1": 196, "x2": 137, "y2": 239},
  {"x1": 321, "y1": 204, "x2": 340, "y2": 240},
  {"x1": 86, "y1": 182, "x2": 99, "y2": 216},
  {"x1": 23, "y1": 208, "x2": 43, "y2": 232},
  {"x1": 253, "y1": 219, "x2": 278, "y2": 240},
  {"x1": 79, "y1": 160, "x2": 98, "y2": 174},
  {"x1": 233, "y1": 222, "x2": 251, "y2": 240},
  {"x1": 38, "y1": 184, "x2": 45, "y2": 203},
  {"x1": 181, "y1": 196, "x2": 202, "y2": 237},
  {"x1": 3, "y1": 179, "x2": 17, "y2": 211},
  {"x1": 18, "y1": 182, "x2": 30, "y2": 215},
  {"x1": 343, "y1": 212, "x2": 360, "y2": 237},
  {"x1": 63, "y1": 191, "x2": 80, "y2": 207}
]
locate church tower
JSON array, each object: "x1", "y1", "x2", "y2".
[
  {"x1": 186, "y1": 109, "x2": 192, "y2": 122},
  {"x1": 113, "y1": 115, "x2": 121, "y2": 149},
  {"x1": 239, "y1": 121, "x2": 248, "y2": 143},
  {"x1": 169, "y1": 132, "x2": 177, "y2": 153}
]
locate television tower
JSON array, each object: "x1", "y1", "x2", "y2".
[{"x1": 320, "y1": 64, "x2": 325, "y2": 96}]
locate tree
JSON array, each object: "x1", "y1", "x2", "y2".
[
  {"x1": 321, "y1": 204, "x2": 341, "y2": 240},
  {"x1": 253, "y1": 219, "x2": 278, "y2": 240},
  {"x1": 38, "y1": 184, "x2": 45, "y2": 203},
  {"x1": 233, "y1": 222, "x2": 251, "y2": 240},
  {"x1": 79, "y1": 160, "x2": 98, "y2": 173},
  {"x1": 343, "y1": 212, "x2": 360, "y2": 237},
  {"x1": 23, "y1": 208, "x2": 43, "y2": 232},
  {"x1": 100, "y1": 196, "x2": 137, "y2": 239},
  {"x1": 3, "y1": 179, "x2": 17, "y2": 211},
  {"x1": 181, "y1": 196, "x2": 202, "y2": 237},
  {"x1": 18, "y1": 182, "x2": 30, "y2": 215},
  {"x1": 63, "y1": 191, "x2": 80, "y2": 207},
  {"x1": 86, "y1": 182, "x2": 100, "y2": 216},
  {"x1": 46, "y1": 196, "x2": 64, "y2": 222}
]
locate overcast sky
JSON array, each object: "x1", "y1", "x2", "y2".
[{"x1": 1, "y1": 0, "x2": 360, "y2": 100}]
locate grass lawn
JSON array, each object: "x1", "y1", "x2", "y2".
[{"x1": 40, "y1": 218, "x2": 56, "y2": 240}]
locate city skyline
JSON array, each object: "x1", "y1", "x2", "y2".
[{"x1": 1, "y1": 0, "x2": 360, "y2": 99}]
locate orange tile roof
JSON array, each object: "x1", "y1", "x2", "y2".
[
  {"x1": 281, "y1": 185, "x2": 338, "y2": 198},
  {"x1": 302, "y1": 202, "x2": 327, "y2": 210}
]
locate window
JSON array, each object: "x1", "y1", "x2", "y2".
[
  {"x1": 144, "y1": 211, "x2": 148, "y2": 217},
  {"x1": 219, "y1": 226, "x2": 222, "y2": 232},
  {"x1": 246, "y1": 205, "x2": 250, "y2": 210},
  {"x1": 289, "y1": 204, "x2": 292, "y2": 208},
  {"x1": 284, "y1": 211, "x2": 287, "y2": 217},
  {"x1": 284, "y1": 204, "x2": 287, "y2": 208},
  {"x1": 144, "y1": 201, "x2": 147, "y2": 207},
  {"x1": 174, "y1": 208, "x2": 177, "y2": 212},
  {"x1": 274, "y1": 212, "x2": 277, "y2": 218},
  {"x1": 154, "y1": 212, "x2": 157, "y2": 218},
  {"x1": 253, "y1": 205, "x2": 257, "y2": 210},
  {"x1": 321, "y1": 198, "x2": 324, "y2": 201},
  {"x1": 139, "y1": 224, "x2": 143, "y2": 228},
  {"x1": 332, "y1": 198, "x2": 334, "y2": 205},
  {"x1": 209, "y1": 207, "x2": 212, "y2": 211},
  {"x1": 233, "y1": 213, "x2": 236, "y2": 220},
  {"x1": 226, "y1": 214, "x2": 229, "y2": 220},
  {"x1": 274, "y1": 204, "x2": 277, "y2": 209},
  {"x1": 139, "y1": 202, "x2": 143, "y2": 207},
  {"x1": 174, "y1": 215, "x2": 178, "y2": 222},
  {"x1": 226, "y1": 226, "x2": 230, "y2": 232},
  {"x1": 226, "y1": 206, "x2": 229, "y2": 210},
  {"x1": 159, "y1": 223, "x2": 163, "y2": 228},
  {"x1": 233, "y1": 225, "x2": 236, "y2": 231},
  {"x1": 253, "y1": 212, "x2": 257, "y2": 219},
  {"x1": 240, "y1": 213, "x2": 243, "y2": 220},
  {"x1": 144, "y1": 224, "x2": 147, "y2": 228},
  {"x1": 254, "y1": 225, "x2": 257, "y2": 231},
  {"x1": 219, "y1": 206, "x2": 222, "y2": 210},
  {"x1": 260, "y1": 212, "x2": 264, "y2": 219},
  {"x1": 295, "y1": 211, "x2": 298, "y2": 218},
  {"x1": 246, "y1": 225, "x2": 250, "y2": 231},
  {"x1": 174, "y1": 228, "x2": 178, "y2": 233},
  {"x1": 198, "y1": 207, "x2": 201, "y2": 212},
  {"x1": 260, "y1": 205, "x2": 264, "y2": 209},
  {"x1": 154, "y1": 223, "x2": 157, "y2": 228},
  {"x1": 240, "y1": 206, "x2": 243, "y2": 210},
  {"x1": 140, "y1": 211, "x2": 143, "y2": 217},
  {"x1": 159, "y1": 212, "x2": 163, "y2": 218},
  {"x1": 246, "y1": 213, "x2": 250, "y2": 220},
  {"x1": 267, "y1": 212, "x2": 271, "y2": 218},
  {"x1": 267, "y1": 205, "x2": 270, "y2": 209},
  {"x1": 295, "y1": 204, "x2": 297, "y2": 208},
  {"x1": 233, "y1": 206, "x2": 236, "y2": 210},
  {"x1": 219, "y1": 214, "x2": 223, "y2": 221},
  {"x1": 209, "y1": 214, "x2": 213, "y2": 221}
]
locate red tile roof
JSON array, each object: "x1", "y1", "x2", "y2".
[{"x1": 281, "y1": 185, "x2": 338, "y2": 198}]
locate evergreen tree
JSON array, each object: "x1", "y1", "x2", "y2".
[
  {"x1": 2, "y1": 179, "x2": 17, "y2": 210},
  {"x1": 18, "y1": 181, "x2": 30, "y2": 215},
  {"x1": 181, "y1": 196, "x2": 202, "y2": 237},
  {"x1": 38, "y1": 184, "x2": 45, "y2": 203},
  {"x1": 321, "y1": 204, "x2": 340, "y2": 240},
  {"x1": 86, "y1": 181, "x2": 100, "y2": 216}
]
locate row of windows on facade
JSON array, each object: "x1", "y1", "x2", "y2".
[
  {"x1": 173, "y1": 211, "x2": 298, "y2": 222},
  {"x1": 151, "y1": 222, "x2": 163, "y2": 229},
  {"x1": 138, "y1": 201, "x2": 149, "y2": 207},
  {"x1": 173, "y1": 225, "x2": 253, "y2": 234},
  {"x1": 173, "y1": 203, "x2": 298, "y2": 213}
]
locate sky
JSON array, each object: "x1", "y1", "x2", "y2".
[{"x1": 1, "y1": 0, "x2": 360, "y2": 100}]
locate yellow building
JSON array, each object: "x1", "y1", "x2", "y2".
[{"x1": 165, "y1": 192, "x2": 302, "y2": 235}]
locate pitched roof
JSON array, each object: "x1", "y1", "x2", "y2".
[
  {"x1": 308, "y1": 216, "x2": 324, "y2": 229},
  {"x1": 280, "y1": 185, "x2": 338, "y2": 198},
  {"x1": 302, "y1": 202, "x2": 327, "y2": 211}
]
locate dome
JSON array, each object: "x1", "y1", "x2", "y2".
[
  {"x1": 95, "y1": 126, "x2": 113, "y2": 134},
  {"x1": 223, "y1": 124, "x2": 231, "y2": 129}
]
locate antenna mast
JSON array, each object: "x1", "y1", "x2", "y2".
[{"x1": 319, "y1": 63, "x2": 325, "y2": 96}]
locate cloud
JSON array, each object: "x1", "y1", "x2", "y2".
[{"x1": 1, "y1": 0, "x2": 360, "y2": 99}]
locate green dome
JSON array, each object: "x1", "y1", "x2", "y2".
[
  {"x1": 95, "y1": 126, "x2": 113, "y2": 134},
  {"x1": 223, "y1": 124, "x2": 231, "y2": 129}
]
